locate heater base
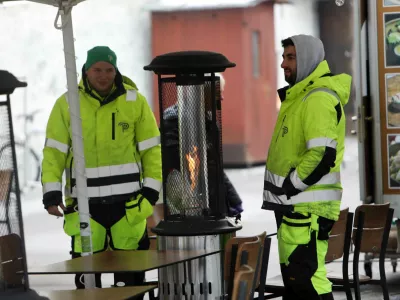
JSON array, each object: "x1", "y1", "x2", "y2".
[
  {"x1": 157, "y1": 234, "x2": 232, "y2": 299},
  {"x1": 151, "y1": 217, "x2": 242, "y2": 236}
]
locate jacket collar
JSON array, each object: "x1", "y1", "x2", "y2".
[
  {"x1": 277, "y1": 60, "x2": 331, "y2": 102},
  {"x1": 79, "y1": 65, "x2": 126, "y2": 105}
]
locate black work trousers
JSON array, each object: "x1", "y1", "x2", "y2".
[{"x1": 71, "y1": 201, "x2": 150, "y2": 297}]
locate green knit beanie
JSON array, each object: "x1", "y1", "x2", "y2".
[{"x1": 85, "y1": 46, "x2": 117, "y2": 70}]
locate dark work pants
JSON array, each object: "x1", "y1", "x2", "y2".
[
  {"x1": 71, "y1": 202, "x2": 150, "y2": 296},
  {"x1": 275, "y1": 211, "x2": 335, "y2": 300}
]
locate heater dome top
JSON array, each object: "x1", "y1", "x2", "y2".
[
  {"x1": 143, "y1": 51, "x2": 236, "y2": 75},
  {"x1": 0, "y1": 70, "x2": 27, "y2": 96}
]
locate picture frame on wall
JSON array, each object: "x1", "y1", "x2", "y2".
[
  {"x1": 384, "y1": 0, "x2": 400, "y2": 7},
  {"x1": 388, "y1": 134, "x2": 400, "y2": 188},
  {"x1": 385, "y1": 73, "x2": 400, "y2": 127},
  {"x1": 384, "y1": 13, "x2": 400, "y2": 67}
]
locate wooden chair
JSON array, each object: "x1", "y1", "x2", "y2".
[
  {"x1": 231, "y1": 265, "x2": 255, "y2": 300},
  {"x1": 0, "y1": 170, "x2": 13, "y2": 234},
  {"x1": 326, "y1": 208, "x2": 353, "y2": 299},
  {"x1": 327, "y1": 203, "x2": 393, "y2": 300},
  {"x1": 224, "y1": 232, "x2": 267, "y2": 299},
  {"x1": 0, "y1": 233, "x2": 26, "y2": 290},
  {"x1": 364, "y1": 217, "x2": 399, "y2": 278},
  {"x1": 235, "y1": 239, "x2": 263, "y2": 299},
  {"x1": 350, "y1": 203, "x2": 393, "y2": 300}
]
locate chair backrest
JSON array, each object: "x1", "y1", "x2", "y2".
[
  {"x1": 231, "y1": 265, "x2": 255, "y2": 300},
  {"x1": 235, "y1": 238, "x2": 262, "y2": 272},
  {"x1": 0, "y1": 233, "x2": 24, "y2": 287},
  {"x1": 0, "y1": 169, "x2": 13, "y2": 201},
  {"x1": 234, "y1": 238, "x2": 263, "y2": 299},
  {"x1": 352, "y1": 203, "x2": 390, "y2": 253},
  {"x1": 326, "y1": 207, "x2": 350, "y2": 262},
  {"x1": 146, "y1": 203, "x2": 164, "y2": 250},
  {"x1": 224, "y1": 232, "x2": 266, "y2": 282}
]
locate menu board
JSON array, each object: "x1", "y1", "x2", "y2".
[{"x1": 378, "y1": 0, "x2": 400, "y2": 193}]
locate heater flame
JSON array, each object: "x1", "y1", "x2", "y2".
[{"x1": 186, "y1": 146, "x2": 200, "y2": 190}]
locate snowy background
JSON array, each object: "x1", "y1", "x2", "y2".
[{"x1": 0, "y1": 0, "x2": 368, "y2": 298}]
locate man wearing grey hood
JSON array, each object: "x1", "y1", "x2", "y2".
[{"x1": 262, "y1": 35, "x2": 351, "y2": 300}]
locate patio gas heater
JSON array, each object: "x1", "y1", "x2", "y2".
[{"x1": 144, "y1": 51, "x2": 242, "y2": 299}]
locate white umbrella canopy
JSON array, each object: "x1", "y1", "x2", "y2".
[
  {"x1": 0, "y1": 0, "x2": 84, "y2": 5},
  {"x1": 1, "y1": 0, "x2": 95, "y2": 289}
]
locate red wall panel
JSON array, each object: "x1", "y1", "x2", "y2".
[{"x1": 151, "y1": 4, "x2": 277, "y2": 166}]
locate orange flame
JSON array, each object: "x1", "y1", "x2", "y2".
[{"x1": 186, "y1": 146, "x2": 200, "y2": 190}]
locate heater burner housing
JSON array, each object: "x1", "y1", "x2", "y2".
[{"x1": 144, "y1": 51, "x2": 241, "y2": 299}]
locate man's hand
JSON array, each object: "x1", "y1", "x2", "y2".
[
  {"x1": 46, "y1": 203, "x2": 66, "y2": 217},
  {"x1": 43, "y1": 191, "x2": 64, "y2": 216}
]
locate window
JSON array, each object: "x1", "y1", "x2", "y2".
[{"x1": 252, "y1": 30, "x2": 261, "y2": 78}]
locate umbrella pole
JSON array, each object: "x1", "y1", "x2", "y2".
[{"x1": 59, "y1": 2, "x2": 95, "y2": 289}]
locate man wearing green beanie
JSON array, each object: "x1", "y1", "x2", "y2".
[
  {"x1": 84, "y1": 46, "x2": 118, "y2": 98},
  {"x1": 41, "y1": 46, "x2": 162, "y2": 295}
]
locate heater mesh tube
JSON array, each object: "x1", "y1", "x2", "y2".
[{"x1": 177, "y1": 84, "x2": 209, "y2": 216}]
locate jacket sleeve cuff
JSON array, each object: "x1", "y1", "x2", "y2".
[
  {"x1": 289, "y1": 169, "x2": 309, "y2": 191},
  {"x1": 282, "y1": 171, "x2": 302, "y2": 198},
  {"x1": 43, "y1": 191, "x2": 63, "y2": 209},
  {"x1": 141, "y1": 187, "x2": 159, "y2": 206}
]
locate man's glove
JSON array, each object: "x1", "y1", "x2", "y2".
[
  {"x1": 42, "y1": 191, "x2": 63, "y2": 210},
  {"x1": 125, "y1": 192, "x2": 155, "y2": 226},
  {"x1": 140, "y1": 187, "x2": 159, "y2": 206},
  {"x1": 282, "y1": 169, "x2": 301, "y2": 200}
]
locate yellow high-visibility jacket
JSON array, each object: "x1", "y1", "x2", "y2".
[
  {"x1": 42, "y1": 72, "x2": 162, "y2": 209},
  {"x1": 262, "y1": 60, "x2": 351, "y2": 221}
]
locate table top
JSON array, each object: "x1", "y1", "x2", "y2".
[
  {"x1": 37, "y1": 285, "x2": 157, "y2": 300},
  {"x1": 26, "y1": 249, "x2": 221, "y2": 275}
]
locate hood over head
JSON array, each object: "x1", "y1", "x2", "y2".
[{"x1": 290, "y1": 34, "x2": 325, "y2": 84}]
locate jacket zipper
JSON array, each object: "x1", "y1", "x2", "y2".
[
  {"x1": 112, "y1": 112, "x2": 115, "y2": 140},
  {"x1": 275, "y1": 115, "x2": 286, "y2": 142}
]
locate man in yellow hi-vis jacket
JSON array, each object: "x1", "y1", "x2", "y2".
[
  {"x1": 262, "y1": 35, "x2": 351, "y2": 300},
  {"x1": 41, "y1": 46, "x2": 162, "y2": 291}
]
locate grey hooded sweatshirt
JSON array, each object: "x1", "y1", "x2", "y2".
[{"x1": 290, "y1": 34, "x2": 325, "y2": 84}]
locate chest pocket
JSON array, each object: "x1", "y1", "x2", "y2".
[
  {"x1": 111, "y1": 89, "x2": 138, "y2": 143},
  {"x1": 111, "y1": 110, "x2": 135, "y2": 142},
  {"x1": 302, "y1": 87, "x2": 342, "y2": 124}
]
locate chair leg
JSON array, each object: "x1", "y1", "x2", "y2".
[
  {"x1": 344, "y1": 286, "x2": 353, "y2": 300},
  {"x1": 353, "y1": 212, "x2": 364, "y2": 300},
  {"x1": 342, "y1": 212, "x2": 353, "y2": 300},
  {"x1": 148, "y1": 289, "x2": 157, "y2": 300},
  {"x1": 257, "y1": 238, "x2": 272, "y2": 300},
  {"x1": 391, "y1": 258, "x2": 397, "y2": 273},
  {"x1": 342, "y1": 264, "x2": 353, "y2": 300},
  {"x1": 379, "y1": 255, "x2": 390, "y2": 300},
  {"x1": 379, "y1": 208, "x2": 394, "y2": 300},
  {"x1": 364, "y1": 253, "x2": 373, "y2": 279},
  {"x1": 5, "y1": 191, "x2": 12, "y2": 234}
]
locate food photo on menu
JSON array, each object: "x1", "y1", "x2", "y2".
[
  {"x1": 386, "y1": 74, "x2": 400, "y2": 127},
  {"x1": 385, "y1": 13, "x2": 400, "y2": 67},
  {"x1": 388, "y1": 135, "x2": 400, "y2": 188},
  {"x1": 385, "y1": 0, "x2": 400, "y2": 7}
]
